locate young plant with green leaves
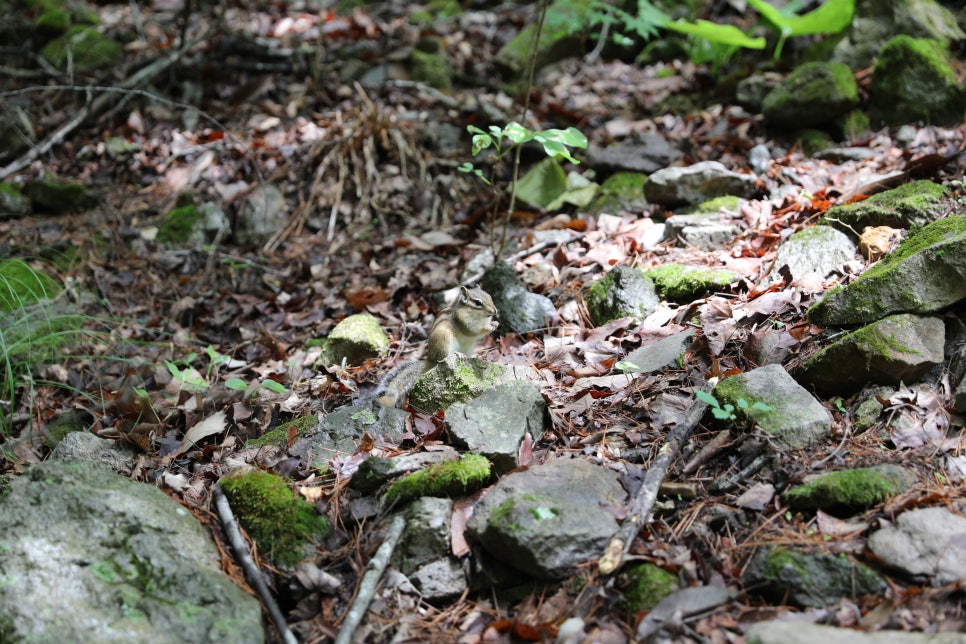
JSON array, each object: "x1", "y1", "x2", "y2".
[{"x1": 696, "y1": 389, "x2": 772, "y2": 424}]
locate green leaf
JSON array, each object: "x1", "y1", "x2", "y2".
[
  {"x1": 665, "y1": 18, "x2": 766, "y2": 49},
  {"x1": 503, "y1": 122, "x2": 535, "y2": 145},
  {"x1": 261, "y1": 380, "x2": 287, "y2": 394},
  {"x1": 749, "y1": 0, "x2": 853, "y2": 36},
  {"x1": 711, "y1": 407, "x2": 733, "y2": 420},
  {"x1": 695, "y1": 390, "x2": 719, "y2": 407},
  {"x1": 515, "y1": 157, "x2": 568, "y2": 209},
  {"x1": 470, "y1": 133, "x2": 493, "y2": 156},
  {"x1": 225, "y1": 378, "x2": 248, "y2": 391}
]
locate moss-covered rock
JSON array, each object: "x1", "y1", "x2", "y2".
[
  {"x1": 409, "y1": 39, "x2": 452, "y2": 90},
  {"x1": 246, "y1": 414, "x2": 317, "y2": 448},
  {"x1": 409, "y1": 356, "x2": 505, "y2": 413},
  {"x1": 784, "y1": 464, "x2": 916, "y2": 515},
  {"x1": 584, "y1": 266, "x2": 659, "y2": 325},
  {"x1": 808, "y1": 214, "x2": 966, "y2": 326},
  {"x1": 219, "y1": 470, "x2": 329, "y2": 566},
  {"x1": 384, "y1": 454, "x2": 492, "y2": 507},
  {"x1": 314, "y1": 313, "x2": 389, "y2": 367},
  {"x1": 621, "y1": 563, "x2": 679, "y2": 616},
  {"x1": 822, "y1": 180, "x2": 949, "y2": 233},
  {"x1": 869, "y1": 35, "x2": 965, "y2": 126},
  {"x1": 41, "y1": 25, "x2": 123, "y2": 72},
  {"x1": 644, "y1": 263, "x2": 741, "y2": 302},
  {"x1": 494, "y1": 0, "x2": 592, "y2": 79},
  {"x1": 587, "y1": 172, "x2": 648, "y2": 215},
  {"x1": 24, "y1": 178, "x2": 96, "y2": 214},
  {"x1": 157, "y1": 205, "x2": 202, "y2": 245},
  {"x1": 762, "y1": 62, "x2": 859, "y2": 129},
  {"x1": 36, "y1": 9, "x2": 70, "y2": 35}
]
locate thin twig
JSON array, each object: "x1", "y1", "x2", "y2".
[
  {"x1": 598, "y1": 384, "x2": 711, "y2": 575},
  {"x1": 335, "y1": 513, "x2": 406, "y2": 644},
  {"x1": 212, "y1": 485, "x2": 297, "y2": 644}
]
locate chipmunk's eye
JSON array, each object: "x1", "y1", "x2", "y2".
[{"x1": 471, "y1": 297, "x2": 483, "y2": 307}]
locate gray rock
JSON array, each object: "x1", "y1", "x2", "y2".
[
  {"x1": 636, "y1": 585, "x2": 736, "y2": 641},
  {"x1": 408, "y1": 557, "x2": 467, "y2": 602},
  {"x1": 799, "y1": 314, "x2": 945, "y2": 396},
  {"x1": 0, "y1": 461, "x2": 262, "y2": 643},
  {"x1": 234, "y1": 182, "x2": 286, "y2": 248},
  {"x1": 762, "y1": 62, "x2": 859, "y2": 129},
  {"x1": 446, "y1": 380, "x2": 547, "y2": 474},
  {"x1": 0, "y1": 182, "x2": 31, "y2": 219},
  {"x1": 394, "y1": 497, "x2": 453, "y2": 575},
  {"x1": 292, "y1": 400, "x2": 408, "y2": 465},
  {"x1": 714, "y1": 364, "x2": 831, "y2": 450},
  {"x1": 584, "y1": 265, "x2": 660, "y2": 325},
  {"x1": 49, "y1": 431, "x2": 138, "y2": 474},
  {"x1": 762, "y1": 225, "x2": 856, "y2": 286},
  {"x1": 808, "y1": 215, "x2": 966, "y2": 327},
  {"x1": 822, "y1": 180, "x2": 949, "y2": 232},
  {"x1": 868, "y1": 507, "x2": 966, "y2": 583},
  {"x1": 624, "y1": 331, "x2": 694, "y2": 374},
  {"x1": 747, "y1": 620, "x2": 966, "y2": 644},
  {"x1": 481, "y1": 261, "x2": 555, "y2": 334},
  {"x1": 736, "y1": 73, "x2": 782, "y2": 112},
  {"x1": 644, "y1": 161, "x2": 757, "y2": 206},
  {"x1": 644, "y1": 264, "x2": 742, "y2": 302},
  {"x1": 743, "y1": 545, "x2": 885, "y2": 608},
  {"x1": 467, "y1": 458, "x2": 626, "y2": 579},
  {"x1": 318, "y1": 312, "x2": 389, "y2": 366},
  {"x1": 586, "y1": 133, "x2": 683, "y2": 174}
]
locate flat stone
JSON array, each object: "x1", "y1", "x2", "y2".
[
  {"x1": 644, "y1": 161, "x2": 756, "y2": 206},
  {"x1": 867, "y1": 507, "x2": 966, "y2": 584}
]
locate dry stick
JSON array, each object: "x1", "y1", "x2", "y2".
[
  {"x1": 598, "y1": 386, "x2": 711, "y2": 575},
  {"x1": 212, "y1": 485, "x2": 297, "y2": 644},
  {"x1": 335, "y1": 513, "x2": 406, "y2": 644},
  {"x1": 0, "y1": 28, "x2": 213, "y2": 181}
]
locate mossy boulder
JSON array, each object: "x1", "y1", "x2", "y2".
[
  {"x1": 762, "y1": 62, "x2": 859, "y2": 129},
  {"x1": 869, "y1": 35, "x2": 965, "y2": 126},
  {"x1": 808, "y1": 214, "x2": 966, "y2": 327},
  {"x1": 587, "y1": 172, "x2": 648, "y2": 215},
  {"x1": 644, "y1": 263, "x2": 741, "y2": 302},
  {"x1": 821, "y1": 180, "x2": 949, "y2": 233},
  {"x1": 384, "y1": 454, "x2": 492, "y2": 507},
  {"x1": 219, "y1": 470, "x2": 329, "y2": 566},
  {"x1": 584, "y1": 266, "x2": 659, "y2": 325},
  {"x1": 409, "y1": 356, "x2": 505, "y2": 413},
  {"x1": 246, "y1": 414, "x2": 317, "y2": 448},
  {"x1": 314, "y1": 313, "x2": 389, "y2": 367},
  {"x1": 409, "y1": 39, "x2": 452, "y2": 90},
  {"x1": 784, "y1": 464, "x2": 916, "y2": 515},
  {"x1": 24, "y1": 178, "x2": 97, "y2": 214},
  {"x1": 743, "y1": 545, "x2": 885, "y2": 608},
  {"x1": 157, "y1": 205, "x2": 203, "y2": 246},
  {"x1": 41, "y1": 25, "x2": 123, "y2": 72},
  {"x1": 621, "y1": 563, "x2": 679, "y2": 616}
]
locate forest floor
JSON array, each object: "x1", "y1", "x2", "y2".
[{"x1": 2, "y1": 1, "x2": 966, "y2": 642}]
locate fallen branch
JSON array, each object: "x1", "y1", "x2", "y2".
[
  {"x1": 598, "y1": 385, "x2": 711, "y2": 575},
  {"x1": 212, "y1": 485, "x2": 297, "y2": 644},
  {"x1": 335, "y1": 513, "x2": 406, "y2": 644}
]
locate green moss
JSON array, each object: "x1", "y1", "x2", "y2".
[
  {"x1": 795, "y1": 128, "x2": 834, "y2": 155},
  {"x1": 588, "y1": 172, "x2": 648, "y2": 214},
  {"x1": 584, "y1": 266, "x2": 657, "y2": 325},
  {"x1": 409, "y1": 357, "x2": 505, "y2": 412},
  {"x1": 0, "y1": 259, "x2": 61, "y2": 312},
  {"x1": 694, "y1": 195, "x2": 740, "y2": 213},
  {"x1": 644, "y1": 263, "x2": 739, "y2": 302},
  {"x1": 870, "y1": 36, "x2": 964, "y2": 126},
  {"x1": 40, "y1": 25, "x2": 123, "y2": 72},
  {"x1": 838, "y1": 110, "x2": 869, "y2": 140},
  {"x1": 409, "y1": 48, "x2": 452, "y2": 90},
  {"x1": 621, "y1": 563, "x2": 679, "y2": 615},
  {"x1": 23, "y1": 178, "x2": 96, "y2": 214},
  {"x1": 36, "y1": 9, "x2": 70, "y2": 34},
  {"x1": 822, "y1": 180, "x2": 948, "y2": 233},
  {"x1": 316, "y1": 313, "x2": 389, "y2": 367},
  {"x1": 157, "y1": 205, "x2": 202, "y2": 245},
  {"x1": 219, "y1": 471, "x2": 329, "y2": 567},
  {"x1": 384, "y1": 454, "x2": 491, "y2": 507},
  {"x1": 409, "y1": 0, "x2": 461, "y2": 24},
  {"x1": 247, "y1": 414, "x2": 316, "y2": 448},
  {"x1": 783, "y1": 465, "x2": 915, "y2": 513}
]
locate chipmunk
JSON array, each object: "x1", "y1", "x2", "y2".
[{"x1": 374, "y1": 285, "x2": 499, "y2": 407}]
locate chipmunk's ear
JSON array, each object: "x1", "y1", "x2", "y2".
[{"x1": 459, "y1": 285, "x2": 471, "y2": 300}]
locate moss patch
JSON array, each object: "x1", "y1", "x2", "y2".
[
  {"x1": 157, "y1": 205, "x2": 202, "y2": 245},
  {"x1": 219, "y1": 471, "x2": 329, "y2": 566},
  {"x1": 621, "y1": 563, "x2": 679, "y2": 615},
  {"x1": 384, "y1": 454, "x2": 491, "y2": 507},
  {"x1": 247, "y1": 414, "x2": 316, "y2": 448},
  {"x1": 41, "y1": 25, "x2": 123, "y2": 72},
  {"x1": 784, "y1": 465, "x2": 916, "y2": 514},
  {"x1": 0, "y1": 259, "x2": 61, "y2": 312},
  {"x1": 644, "y1": 263, "x2": 741, "y2": 302}
]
